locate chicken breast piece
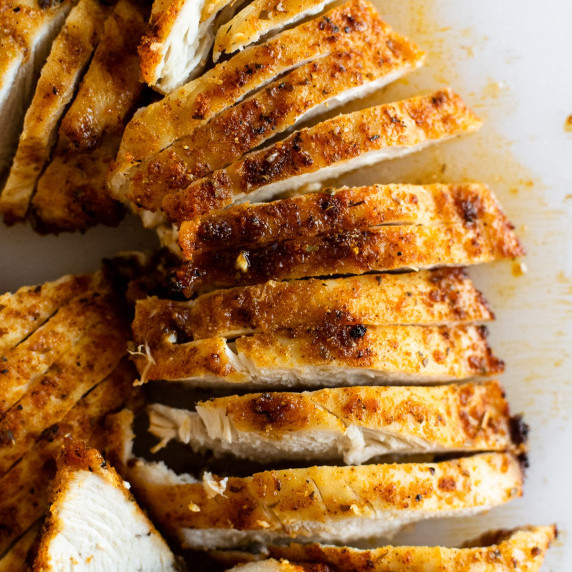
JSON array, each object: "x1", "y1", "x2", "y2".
[
  {"x1": 126, "y1": 452, "x2": 523, "y2": 550},
  {"x1": 172, "y1": 216, "x2": 523, "y2": 296},
  {"x1": 134, "y1": 268, "x2": 493, "y2": 343},
  {"x1": 213, "y1": 0, "x2": 337, "y2": 62},
  {"x1": 33, "y1": 442, "x2": 178, "y2": 571},
  {"x1": 139, "y1": 0, "x2": 247, "y2": 94},
  {"x1": 126, "y1": 22, "x2": 424, "y2": 213},
  {"x1": 0, "y1": 523, "x2": 40, "y2": 571},
  {"x1": 178, "y1": 183, "x2": 508, "y2": 259},
  {"x1": 31, "y1": 0, "x2": 146, "y2": 233},
  {"x1": 132, "y1": 324, "x2": 503, "y2": 388},
  {"x1": 148, "y1": 380, "x2": 519, "y2": 464},
  {"x1": 0, "y1": 295, "x2": 128, "y2": 477},
  {"x1": 110, "y1": 0, "x2": 391, "y2": 189},
  {"x1": 220, "y1": 526, "x2": 557, "y2": 572},
  {"x1": 0, "y1": 0, "x2": 112, "y2": 224},
  {"x1": 0, "y1": 273, "x2": 94, "y2": 355},
  {"x1": 162, "y1": 89, "x2": 482, "y2": 222},
  {"x1": 0, "y1": 362, "x2": 134, "y2": 556},
  {"x1": 0, "y1": 0, "x2": 72, "y2": 186}
]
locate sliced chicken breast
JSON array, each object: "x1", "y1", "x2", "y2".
[
  {"x1": 127, "y1": 23, "x2": 424, "y2": 212},
  {"x1": 139, "y1": 0, "x2": 247, "y2": 94},
  {"x1": 110, "y1": 0, "x2": 392, "y2": 191},
  {"x1": 0, "y1": 273, "x2": 94, "y2": 355},
  {"x1": 33, "y1": 442, "x2": 178, "y2": 571},
  {"x1": 0, "y1": 363, "x2": 134, "y2": 556},
  {"x1": 0, "y1": 522, "x2": 40, "y2": 571},
  {"x1": 126, "y1": 452, "x2": 523, "y2": 550},
  {"x1": 162, "y1": 89, "x2": 482, "y2": 222},
  {"x1": 213, "y1": 0, "x2": 337, "y2": 62},
  {"x1": 133, "y1": 269, "x2": 493, "y2": 342},
  {"x1": 0, "y1": 0, "x2": 72, "y2": 186},
  {"x1": 0, "y1": 299, "x2": 127, "y2": 477},
  {"x1": 148, "y1": 380, "x2": 518, "y2": 464},
  {"x1": 179, "y1": 183, "x2": 508, "y2": 259},
  {"x1": 221, "y1": 526, "x2": 557, "y2": 572},
  {"x1": 31, "y1": 0, "x2": 146, "y2": 233},
  {"x1": 0, "y1": 0, "x2": 111, "y2": 224},
  {"x1": 172, "y1": 218, "x2": 523, "y2": 296},
  {"x1": 132, "y1": 324, "x2": 503, "y2": 388}
]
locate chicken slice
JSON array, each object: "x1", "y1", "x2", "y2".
[
  {"x1": 126, "y1": 23, "x2": 425, "y2": 213},
  {"x1": 162, "y1": 89, "x2": 482, "y2": 222},
  {"x1": 31, "y1": 0, "x2": 146, "y2": 233},
  {"x1": 131, "y1": 324, "x2": 503, "y2": 388},
  {"x1": 148, "y1": 380, "x2": 519, "y2": 464},
  {"x1": 134, "y1": 269, "x2": 493, "y2": 343},
  {"x1": 139, "y1": 0, "x2": 249, "y2": 94},
  {"x1": 0, "y1": 523, "x2": 40, "y2": 571},
  {"x1": 0, "y1": 0, "x2": 72, "y2": 185},
  {"x1": 213, "y1": 0, "x2": 337, "y2": 62},
  {"x1": 221, "y1": 526, "x2": 557, "y2": 572},
  {"x1": 32, "y1": 442, "x2": 178, "y2": 571},
  {"x1": 178, "y1": 183, "x2": 508, "y2": 259},
  {"x1": 172, "y1": 217, "x2": 523, "y2": 296},
  {"x1": 0, "y1": 0, "x2": 112, "y2": 224},
  {"x1": 0, "y1": 297, "x2": 128, "y2": 477},
  {"x1": 0, "y1": 273, "x2": 94, "y2": 355},
  {"x1": 110, "y1": 0, "x2": 391, "y2": 189},
  {"x1": 0, "y1": 361, "x2": 134, "y2": 556},
  {"x1": 125, "y1": 452, "x2": 523, "y2": 550}
]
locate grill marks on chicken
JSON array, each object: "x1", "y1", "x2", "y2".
[
  {"x1": 221, "y1": 526, "x2": 557, "y2": 572},
  {"x1": 32, "y1": 442, "x2": 178, "y2": 571},
  {"x1": 134, "y1": 269, "x2": 493, "y2": 343},
  {"x1": 132, "y1": 324, "x2": 503, "y2": 388},
  {"x1": 213, "y1": 0, "x2": 337, "y2": 62},
  {"x1": 29, "y1": 0, "x2": 147, "y2": 233},
  {"x1": 125, "y1": 453, "x2": 523, "y2": 550},
  {"x1": 0, "y1": 0, "x2": 72, "y2": 186},
  {"x1": 124, "y1": 21, "x2": 425, "y2": 213},
  {"x1": 162, "y1": 89, "x2": 482, "y2": 222},
  {"x1": 0, "y1": 0, "x2": 112, "y2": 225},
  {"x1": 0, "y1": 362, "x2": 134, "y2": 557},
  {"x1": 111, "y1": 0, "x2": 393, "y2": 186},
  {"x1": 148, "y1": 381, "x2": 517, "y2": 464},
  {"x1": 178, "y1": 183, "x2": 511, "y2": 260}
]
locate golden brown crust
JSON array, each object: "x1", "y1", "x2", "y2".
[
  {"x1": 129, "y1": 453, "x2": 523, "y2": 547},
  {"x1": 231, "y1": 526, "x2": 557, "y2": 572},
  {"x1": 192, "y1": 381, "x2": 516, "y2": 454},
  {"x1": 111, "y1": 0, "x2": 391, "y2": 182},
  {"x1": 0, "y1": 523, "x2": 40, "y2": 572},
  {"x1": 179, "y1": 183, "x2": 507, "y2": 259},
  {"x1": 132, "y1": 324, "x2": 503, "y2": 386},
  {"x1": 128, "y1": 25, "x2": 424, "y2": 211},
  {"x1": 162, "y1": 89, "x2": 482, "y2": 222},
  {"x1": 172, "y1": 216, "x2": 524, "y2": 296},
  {"x1": 133, "y1": 269, "x2": 493, "y2": 343},
  {"x1": 0, "y1": 0, "x2": 111, "y2": 224},
  {"x1": 0, "y1": 291, "x2": 128, "y2": 476},
  {"x1": 0, "y1": 361, "x2": 135, "y2": 556},
  {"x1": 0, "y1": 273, "x2": 93, "y2": 355}
]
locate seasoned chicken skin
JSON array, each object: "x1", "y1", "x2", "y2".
[
  {"x1": 33, "y1": 442, "x2": 178, "y2": 571},
  {"x1": 125, "y1": 20, "x2": 424, "y2": 212},
  {"x1": 133, "y1": 269, "x2": 493, "y2": 342},
  {"x1": 126, "y1": 453, "x2": 523, "y2": 550},
  {"x1": 148, "y1": 380, "x2": 519, "y2": 464},
  {"x1": 132, "y1": 324, "x2": 503, "y2": 388},
  {"x1": 0, "y1": 0, "x2": 111, "y2": 224},
  {"x1": 162, "y1": 89, "x2": 482, "y2": 222},
  {"x1": 222, "y1": 526, "x2": 557, "y2": 572}
]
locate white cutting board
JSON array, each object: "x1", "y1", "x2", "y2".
[{"x1": 0, "y1": 0, "x2": 570, "y2": 568}]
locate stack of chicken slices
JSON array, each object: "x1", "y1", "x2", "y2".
[{"x1": 0, "y1": 0, "x2": 557, "y2": 569}]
